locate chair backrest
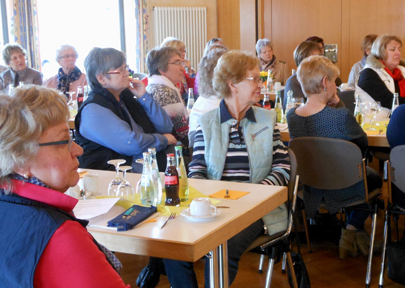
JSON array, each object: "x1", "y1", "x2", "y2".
[
  {"x1": 338, "y1": 90, "x2": 355, "y2": 114},
  {"x1": 289, "y1": 137, "x2": 365, "y2": 190},
  {"x1": 132, "y1": 72, "x2": 147, "y2": 80},
  {"x1": 287, "y1": 147, "x2": 297, "y2": 206},
  {"x1": 388, "y1": 145, "x2": 405, "y2": 203}
]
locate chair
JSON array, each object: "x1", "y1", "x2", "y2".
[
  {"x1": 337, "y1": 89, "x2": 355, "y2": 114},
  {"x1": 244, "y1": 148, "x2": 300, "y2": 288},
  {"x1": 132, "y1": 72, "x2": 147, "y2": 80},
  {"x1": 379, "y1": 145, "x2": 405, "y2": 287},
  {"x1": 289, "y1": 137, "x2": 381, "y2": 288}
]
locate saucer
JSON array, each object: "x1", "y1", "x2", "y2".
[{"x1": 180, "y1": 208, "x2": 222, "y2": 222}]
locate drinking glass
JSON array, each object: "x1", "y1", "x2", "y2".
[
  {"x1": 363, "y1": 102, "x2": 378, "y2": 131},
  {"x1": 374, "y1": 101, "x2": 382, "y2": 126},
  {"x1": 67, "y1": 92, "x2": 78, "y2": 117},
  {"x1": 107, "y1": 159, "x2": 126, "y2": 196},
  {"x1": 117, "y1": 166, "x2": 136, "y2": 200},
  {"x1": 294, "y1": 97, "x2": 305, "y2": 108}
]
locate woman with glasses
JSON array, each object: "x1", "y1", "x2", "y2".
[
  {"x1": 0, "y1": 85, "x2": 130, "y2": 287},
  {"x1": 159, "y1": 50, "x2": 290, "y2": 288},
  {"x1": 0, "y1": 43, "x2": 42, "y2": 91},
  {"x1": 74, "y1": 47, "x2": 176, "y2": 173},
  {"x1": 146, "y1": 46, "x2": 190, "y2": 148},
  {"x1": 43, "y1": 44, "x2": 87, "y2": 100}
]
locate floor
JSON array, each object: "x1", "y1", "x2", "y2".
[{"x1": 116, "y1": 160, "x2": 405, "y2": 288}]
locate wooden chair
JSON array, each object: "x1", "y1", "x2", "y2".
[
  {"x1": 379, "y1": 145, "x2": 405, "y2": 287},
  {"x1": 289, "y1": 137, "x2": 382, "y2": 288},
  {"x1": 244, "y1": 148, "x2": 300, "y2": 288}
]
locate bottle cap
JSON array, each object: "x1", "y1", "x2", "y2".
[
  {"x1": 175, "y1": 146, "x2": 182, "y2": 150},
  {"x1": 167, "y1": 153, "x2": 174, "y2": 157},
  {"x1": 148, "y1": 147, "x2": 156, "y2": 152}
]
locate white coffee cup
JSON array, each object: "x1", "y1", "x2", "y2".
[
  {"x1": 65, "y1": 185, "x2": 81, "y2": 199},
  {"x1": 274, "y1": 82, "x2": 281, "y2": 91},
  {"x1": 189, "y1": 197, "x2": 217, "y2": 216},
  {"x1": 83, "y1": 174, "x2": 99, "y2": 195}
]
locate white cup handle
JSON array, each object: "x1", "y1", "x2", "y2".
[{"x1": 211, "y1": 205, "x2": 217, "y2": 215}]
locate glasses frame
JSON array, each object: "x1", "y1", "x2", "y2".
[
  {"x1": 107, "y1": 65, "x2": 129, "y2": 75},
  {"x1": 168, "y1": 60, "x2": 185, "y2": 66},
  {"x1": 38, "y1": 135, "x2": 73, "y2": 150},
  {"x1": 245, "y1": 76, "x2": 262, "y2": 84},
  {"x1": 60, "y1": 54, "x2": 77, "y2": 60}
]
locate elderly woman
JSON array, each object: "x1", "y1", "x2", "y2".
[
  {"x1": 287, "y1": 56, "x2": 382, "y2": 259},
  {"x1": 160, "y1": 50, "x2": 290, "y2": 288},
  {"x1": 0, "y1": 43, "x2": 42, "y2": 91},
  {"x1": 203, "y1": 37, "x2": 224, "y2": 56},
  {"x1": 256, "y1": 38, "x2": 289, "y2": 85},
  {"x1": 75, "y1": 47, "x2": 176, "y2": 173},
  {"x1": 357, "y1": 34, "x2": 405, "y2": 115},
  {"x1": 43, "y1": 45, "x2": 87, "y2": 99},
  {"x1": 188, "y1": 46, "x2": 228, "y2": 145},
  {"x1": 0, "y1": 86, "x2": 129, "y2": 287},
  {"x1": 348, "y1": 34, "x2": 378, "y2": 87},
  {"x1": 146, "y1": 46, "x2": 190, "y2": 148}
]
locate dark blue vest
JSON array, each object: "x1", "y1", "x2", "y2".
[{"x1": 0, "y1": 192, "x2": 88, "y2": 287}]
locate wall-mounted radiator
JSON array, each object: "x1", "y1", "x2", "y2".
[{"x1": 153, "y1": 6, "x2": 207, "y2": 70}]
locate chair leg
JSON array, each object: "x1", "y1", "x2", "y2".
[
  {"x1": 301, "y1": 208, "x2": 312, "y2": 253},
  {"x1": 378, "y1": 211, "x2": 390, "y2": 288},
  {"x1": 365, "y1": 205, "x2": 378, "y2": 288},
  {"x1": 286, "y1": 251, "x2": 298, "y2": 288},
  {"x1": 264, "y1": 247, "x2": 277, "y2": 288},
  {"x1": 281, "y1": 252, "x2": 287, "y2": 274},
  {"x1": 258, "y1": 254, "x2": 265, "y2": 274}
]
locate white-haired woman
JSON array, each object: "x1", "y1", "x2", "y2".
[
  {"x1": 43, "y1": 45, "x2": 87, "y2": 100},
  {"x1": 256, "y1": 38, "x2": 289, "y2": 85},
  {"x1": 0, "y1": 85, "x2": 130, "y2": 287}
]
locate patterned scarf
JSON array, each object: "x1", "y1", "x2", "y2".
[
  {"x1": 57, "y1": 66, "x2": 82, "y2": 93},
  {"x1": 260, "y1": 55, "x2": 277, "y2": 72},
  {"x1": 383, "y1": 62, "x2": 405, "y2": 98}
]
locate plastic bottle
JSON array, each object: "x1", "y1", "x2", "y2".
[
  {"x1": 175, "y1": 146, "x2": 189, "y2": 202},
  {"x1": 164, "y1": 154, "x2": 180, "y2": 206},
  {"x1": 148, "y1": 148, "x2": 164, "y2": 204},
  {"x1": 77, "y1": 86, "x2": 84, "y2": 109},
  {"x1": 139, "y1": 152, "x2": 157, "y2": 206}
]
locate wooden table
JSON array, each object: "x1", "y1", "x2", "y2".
[{"x1": 84, "y1": 169, "x2": 287, "y2": 287}]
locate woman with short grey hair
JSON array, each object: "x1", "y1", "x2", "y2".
[
  {"x1": 256, "y1": 38, "x2": 289, "y2": 85},
  {"x1": 43, "y1": 44, "x2": 87, "y2": 99},
  {"x1": 0, "y1": 43, "x2": 42, "y2": 91},
  {"x1": 146, "y1": 46, "x2": 190, "y2": 147}
]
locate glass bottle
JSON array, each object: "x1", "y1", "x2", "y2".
[
  {"x1": 392, "y1": 92, "x2": 399, "y2": 115},
  {"x1": 354, "y1": 94, "x2": 364, "y2": 128},
  {"x1": 139, "y1": 152, "x2": 157, "y2": 206},
  {"x1": 175, "y1": 146, "x2": 189, "y2": 202},
  {"x1": 263, "y1": 94, "x2": 271, "y2": 110},
  {"x1": 187, "y1": 88, "x2": 195, "y2": 114},
  {"x1": 83, "y1": 85, "x2": 90, "y2": 102},
  {"x1": 267, "y1": 70, "x2": 274, "y2": 92},
  {"x1": 77, "y1": 86, "x2": 84, "y2": 109},
  {"x1": 285, "y1": 90, "x2": 294, "y2": 118},
  {"x1": 164, "y1": 153, "x2": 180, "y2": 206},
  {"x1": 148, "y1": 147, "x2": 164, "y2": 204},
  {"x1": 274, "y1": 90, "x2": 284, "y2": 123}
]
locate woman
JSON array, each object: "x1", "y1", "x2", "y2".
[
  {"x1": 287, "y1": 56, "x2": 383, "y2": 259},
  {"x1": 348, "y1": 34, "x2": 378, "y2": 87},
  {"x1": 306, "y1": 36, "x2": 325, "y2": 55},
  {"x1": 162, "y1": 50, "x2": 290, "y2": 288},
  {"x1": 0, "y1": 85, "x2": 129, "y2": 287},
  {"x1": 284, "y1": 41, "x2": 323, "y2": 108},
  {"x1": 357, "y1": 34, "x2": 405, "y2": 115},
  {"x1": 146, "y1": 46, "x2": 190, "y2": 148},
  {"x1": 188, "y1": 46, "x2": 228, "y2": 145},
  {"x1": 256, "y1": 38, "x2": 289, "y2": 85},
  {"x1": 75, "y1": 47, "x2": 176, "y2": 173},
  {"x1": 0, "y1": 43, "x2": 42, "y2": 91},
  {"x1": 203, "y1": 37, "x2": 224, "y2": 57},
  {"x1": 43, "y1": 44, "x2": 87, "y2": 100}
]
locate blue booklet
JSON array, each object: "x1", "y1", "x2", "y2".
[{"x1": 107, "y1": 205, "x2": 157, "y2": 231}]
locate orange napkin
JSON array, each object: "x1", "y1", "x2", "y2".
[
  {"x1": 209, "y1": 189, "x2": 249, "y2": 200},
  {"x1": 365, "y1": 130, "x2": 381, "y2": 135}
]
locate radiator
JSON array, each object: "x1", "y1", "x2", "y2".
[{"x1": 153, "y1": 6, "x2": 207, "y2": 70}]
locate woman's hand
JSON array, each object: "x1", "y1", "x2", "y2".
[
  {"x1": 183, "y1": 59, "x2": 192, "y2": 71},
  {"x1": 327, "y1": 92, "x2": 340, "y2": 107},
  {"x1": 128, "y1": 78, "x2": 146, "y2": 97},
  {"x1": 164, "y1": 133, "x2": 178, "y2": 145}
]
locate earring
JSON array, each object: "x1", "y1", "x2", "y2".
[
  {"x1": 23, "y1": 174, "x2": 29, "y2": 179},
  {"x1": 324, "y1": 87, "x2": 327, "y2": 92}
]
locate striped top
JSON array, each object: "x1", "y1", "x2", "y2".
[{"x1": 188, "y1": 102, "x2": 290, "y2": 186}]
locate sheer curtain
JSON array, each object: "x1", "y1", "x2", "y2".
[{"x1": 135, "y1": 0, "x2": 149, "y2": 73}]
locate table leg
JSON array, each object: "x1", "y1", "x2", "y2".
[
  {"x1": 209, "y1": 248, "x2": 220, "y2": 288},
  {"x1": 219, "y1": 242, "x2": 229, "y2": 288}
]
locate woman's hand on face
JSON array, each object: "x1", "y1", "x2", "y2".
[
  {"x1": 164, "y1": 133, "x2": 178, "y2": 145},
  {"x1": 128, "y1": 78, "x2": 146, "y2": 97},
  {"x1": 327, "y1": 92, "x2": 340, "y2": 107},
  {"x1": 183, "y1": 59, "x2": 192, "y2": 70}
]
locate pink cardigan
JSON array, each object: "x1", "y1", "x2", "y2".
[{"x1": 43, "y1": 73, "x2": 88, "y2": 100}]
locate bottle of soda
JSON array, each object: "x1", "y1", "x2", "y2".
[
  {"x1": 187, "y1": 88, "x2": 195, "y2": 114},
  {"x1": 83, "y1": 85, "x2": 89, "y2": 102},
  {"x1": 175, "y1": 146, "x2": 189, "y2": 202},
  {"x1": 354, "y1": 95, "x2": 364, "y2": 128},
  {"x1": 267, "y1": 70, "x2": 274, "y2": 92},
  {"x1": 77, "y1": 86, "x2": 84, "y2": 109},
  {"x1": 274, "y1": 90, "x2": 285, "y2": 123},
  {"x1": 148, "y1": 147, "x2": 164, "y2": 204},
  {"x1": 392, "y1": 92, "x2": 399, "y2": 115},
  {"x1": 164, "y1": 153, "x2": 180, "y2": 206},
  {"x1": 263, "y1": 94, "x2": 271, "y2": 110},
  {"x1": 139, "y1": 152, "x2": 157, "y2": 206}
]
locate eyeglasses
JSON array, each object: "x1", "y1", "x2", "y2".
[
  {"x1": 245, "y1": 76, "x2": 262, "y2": 84},
  {"x1": 107, "y1": 65, "x2": 129, "y2": 74},
  {"x1": 60, "y1": 54, "x2": 77, "y2": 59},
  {"x1": 168, "y1": 60, "x2": 185, "y2": 66},
  {"x1": 38, "y1": 134, "x2": 73, "y2": 150}
]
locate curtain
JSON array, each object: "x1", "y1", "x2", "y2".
[
  {"x1": 8, "y1": 0, "x2": 40, "y2": 70},
  {"x1": 135, "y1": 0, "x2": 148, "y2": 73}
]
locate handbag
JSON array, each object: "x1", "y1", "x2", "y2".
[
  {"x1": 287, "y1": 252, "x2": 311, "y2": 288},
  {"x1": 387, "y1": 240, "x2": 405, "y2": 285}
]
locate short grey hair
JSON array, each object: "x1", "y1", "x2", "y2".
[
  {"x1": 146, "y1": 46, "x2": 181, "y2": 77},
  {"x1": 198, "y1": 47, "x2": 228, "y2": 98},
  {"x1": 56, "y1": 44, "x2": 78, "y2": 62},
  {"x1": 203, "y1": 38, "x2": 224, "y2": 56},
  {"x1": 2, "y1": 43, "x2": 26, "y2": 65},
  {"x1": 371, "y1": 34, "x2": 402, "y2": 61},
  {"x1": 84, "y1": 47, "x2": 126, "y2": 91},
  {"x1": 0, "y1": 85, "x2": 69, "y2": 192},
  {"x1": 256, "y1": 38, "x2": 272, "y2": 55}
]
